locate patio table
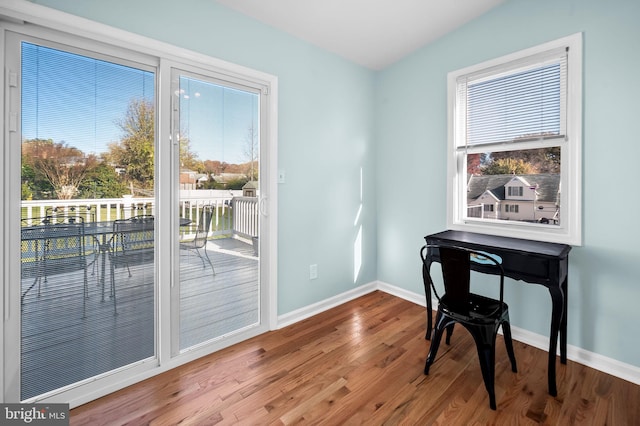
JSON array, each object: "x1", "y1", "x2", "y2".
[{"x1": 84, "y1": 218, "x2": 191, "y2": 300}]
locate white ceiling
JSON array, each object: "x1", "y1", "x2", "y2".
[{"x1": 215, "y1": 0, "x2": 505, "y2": 70}]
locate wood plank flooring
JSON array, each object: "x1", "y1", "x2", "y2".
[{"x1": 70, "y1": 291, "x2": 640, "y2": 425}]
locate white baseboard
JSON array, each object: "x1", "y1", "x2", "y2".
[
  {"x1": 508, "y1": 325, "x2": 640, "y2": 386},
  {"x1": 277, "y1": 282, "x2": 377, "y2": 328},
  {"x1": 376, "y1": 281, "x2": 426, "y2": 306},
  {"x1": 278, "y1": 280, "x2": 640, "y2": 387}
]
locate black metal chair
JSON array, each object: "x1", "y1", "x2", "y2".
[
  {"x1": 109, "y1": 215, "x2": 154, "y2": 314},
  {"x1": 20, "y1": 215, "x2": 89, "y2": 316},
  {"x1": 180, "y1": 205, "x2": 215, "y2": 273},
  {"x1": 44, "y1": 206, "x2": 101, "y2": 276},
  {"x1": 420, "y1": 244, "x2": 517, "y2": 410},
  {"x1": 68, "y1": 205, "x2": 102, "y2": 277}
]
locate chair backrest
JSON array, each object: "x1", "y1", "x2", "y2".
[
  {"x1": 192, "y1": 206, "x2": 214, "y2": 247},
  {"x1": 45, "y1": 206, "x2": 96, "y2": 222},
  {"x1": 21, "y1": 216, "x2": 87, "y2": 277},
  {"x1": 69, "y1": 205, "x2": 96, "y2": 222},
  {"x1": 112, "y1": 215, "x2": 154, "y2": 260},
  {"x1": 423, "y1": 244, "x2": 505, "y2": 309},
  {"x1": 439, "y1": 247, "x2": 472, "y2": 306}
]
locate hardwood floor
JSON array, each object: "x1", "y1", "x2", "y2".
[{"x1": 70, "y1": 291, "x2": 639, "y2": 425}]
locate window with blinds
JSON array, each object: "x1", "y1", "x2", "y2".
[
  {"x1": 447, "y1": 33, "x2": 583, "y2": 245},
  {"x1": 458, "y1": 48, "x2": 567, "y2": 148}
]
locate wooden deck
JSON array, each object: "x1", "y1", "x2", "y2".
[{"x1": 20, "y1": 237, "x2": 258, "y2": 401}]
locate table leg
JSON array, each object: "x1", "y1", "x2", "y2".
[
  {"x1": 547, "y1": 285, "x2": 564, "y2": 396},
  {"x1": 421, "y1": 246, "x2": 433, "y2": 340},
  {"x1": 560, "y1": 275, "x2": 568, "y2": 364},
  {"x1": 423, "y1": 264, "x2": 432, "y2": 340},
  {"x1": 100, "y1": 235, "x2": 108, "y2": 302}
]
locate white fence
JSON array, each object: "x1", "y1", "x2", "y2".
[
  {"x1": 232, "y1": 197, "x2": 260, "y2": 239},
  {"x1": 21, "y1": 195, "x2": 259, "y2": 239}
]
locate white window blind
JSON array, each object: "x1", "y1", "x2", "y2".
[{"x1": 457, "y1": 47, "x2": 568, "y2": 148}]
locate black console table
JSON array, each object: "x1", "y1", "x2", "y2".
[{"x1": 422, "y1": 230, "x2": 571, "y2": 396}]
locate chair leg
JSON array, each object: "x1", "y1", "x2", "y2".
[
  {"x1": 424, "y1": 311, "x2": 449, "y2": 375},
  {"x1": 475, "y1": 340, "x2": 497, "y2": 410},
  {"x1": 83, "y1": 267, "x2": 88, "y2": 318},
  {"x1": 110, "y1": 263, "x2": 117, "y2": 315},
  {"x1": 502, "y1": 321, "x2": 518, "y2": 373},
  {"x1": 424, "y1": 325, "x2": 445, "y2": 375},
  {"x1": 193, "y1": 247, "x2": 206, "y2": 268},
  {"x1": 203, "y1": 248, "x2": 215, "y2": 275},
  {"x1": 468, "y1": 325, "x2": 499, "y2": 410},
  {"x1": 445, "y1": 323, "x2": 455, "y2": 345}
]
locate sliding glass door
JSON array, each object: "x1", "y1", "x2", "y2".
[
  {"x1": 171, "y1": 69, "x2": 261, "y2": 353},
  {"x1": 3, "y1": 20, "x2": 273, "y2": 405},
  {"x1": 8, "y1": 33, "x2": 157, "y2": 400}
]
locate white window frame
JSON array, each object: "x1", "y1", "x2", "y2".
[
  {"x1": 509, "y1": 187, "x2": 523, "y2": 197},
  {"x1": 446, "y1": 33, "x2": 582, "y2": 246}
]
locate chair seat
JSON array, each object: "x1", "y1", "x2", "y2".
[
  {"x1": 179, "y1": 206, "x2": 215, "y2": 272},
  {"x1": 440, "y1": 293, "x2": 507, "y2": 323},
  {"x1": 179, "y1": 240, "x2": 200, "y2": 250},
  {"x1": 111, "y1": 248, "x2": 154, "y2": 267}
]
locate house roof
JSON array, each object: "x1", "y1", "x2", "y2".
[{"x1": 468, "y1": 174, "x2": 560, "y2": 204}]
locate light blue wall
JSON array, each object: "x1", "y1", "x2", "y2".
[
  {"x1": 31, "y1": 0, "x2": 640, "y2": 369},
  {"x1": 31, "y1": 0, "x2": 378, "y2": 315},
  {"x1": 376, "y1": 0, "x2": 640, "y2": 367}
]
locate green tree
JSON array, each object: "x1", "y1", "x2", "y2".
[
  {"x1": 481, "y1": 158, "x2": 535, "y2": 175},
  {"x1": 77, "y1": 162, "x2": 127, "y2": 198},
  {"x1": 21, "y1": 182, "x2": 34, "y2": 200},
  {"x1": 226, "y1": 177, "x2": 249, "y2": 190},
  {"x1": 21, "y1": 157, "x2": 55, "y2": 199},
  {"x1": 107, "y1": 99, "x2": 155, "y2": 190}
]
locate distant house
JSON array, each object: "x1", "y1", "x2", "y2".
[
  {"x1": 242, "y1": 180, "x2": 259, "y2": 197},
  {"x1": 467, "y1": 174, "x2": 560, "y2": 224},
  {"x1": 179, "y1": 169, "x2": 209, "y2": 190}
]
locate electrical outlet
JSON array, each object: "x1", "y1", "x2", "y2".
[{"x1": 309, "y1": 264, "x2": 318, "y2": 280}]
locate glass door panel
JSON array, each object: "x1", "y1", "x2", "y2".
[
  {"x1": 173, "y1": 71, "x2": 260, "y2": 351},
  {"x1": 17, "y1": 39, "x2": 156, "y2": 400}
]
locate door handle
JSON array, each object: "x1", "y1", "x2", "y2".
[{"x1": 259, "y1": 196, "x2": 268, "y2": 216}]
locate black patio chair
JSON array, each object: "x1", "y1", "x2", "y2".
[
  {"x1": 68, "y1": 205, "x2": 103, "y2": 277},
  {"x1": 109, "y1": 215, "x2": 154, "y2": 314},
  {"x1": 180, "y1": 205, "x2": 215, "y2": 273},
  {"x1": 420, "y1": 244, "x2": 517, "y2": 410},
  {"x1": 20, "y1": 215, "x2": 89, "y2": 316}
]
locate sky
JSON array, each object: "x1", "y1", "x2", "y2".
[
  {"x1": 179, "y1": 76, "x2": 259, "y2": 165},
  {"x1": 21, "y1": 42, "x2": 258, "y2": 165}
]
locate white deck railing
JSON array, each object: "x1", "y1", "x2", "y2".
[
  {"x1": 21, "y1": 195, "x2": 259, "y2": 239},
  {"x1": 232, "y1": 197, "x2": 260, "y2": 239}
]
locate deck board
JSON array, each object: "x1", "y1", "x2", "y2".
[{"x1": 20, "y1": 237, "x2": 258, "y2": 400}]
